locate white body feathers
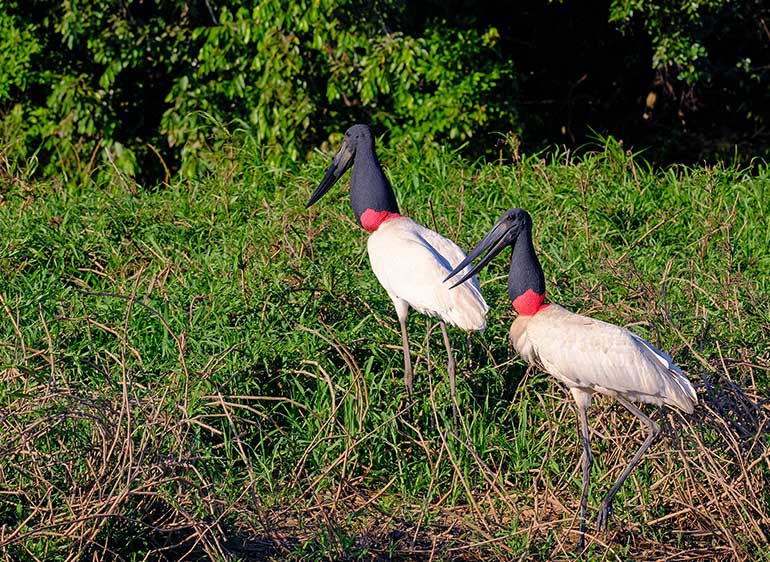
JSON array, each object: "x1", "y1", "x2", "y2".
[
  {"x1": 510, "y1": 304, "x2": 697, "y2": 413},
  {"x1": 367, "y1": 216, "x2": 488, "y2": 330}
]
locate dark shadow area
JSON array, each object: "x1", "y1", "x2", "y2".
[{"x1": 403, "y1": 0, "x2": 770, "y2": 166}]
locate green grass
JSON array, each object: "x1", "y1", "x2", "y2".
[{"x1": 1, "y1": 138, "x2": 769, "y2": 560}]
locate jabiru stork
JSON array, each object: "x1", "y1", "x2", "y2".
[
  {"x1": 445, "y1": 208, "x2": 697, "y2": 549},
  {"x1": 306, "y1": 124, "x2": 488, "y2": 416}
]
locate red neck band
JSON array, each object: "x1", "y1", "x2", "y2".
[
  {"x1": 360, "y1": 209, "x2": 402, "y2": 232},
  {"x1": 512, "y1": 288, "x2": 549, "y2": 316}
]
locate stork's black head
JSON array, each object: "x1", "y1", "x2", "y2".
[
  {"x1": 445, "y1": 208, "x2": 546, "y2": 313},
  {"x1": 444, "y1": 208, "x2": 532, "y2": 288},
  {"x1": 306, "y1": 124, "x2": 399, "y2": 229}
]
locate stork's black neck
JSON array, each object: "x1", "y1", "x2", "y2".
[
  {"x1": 348, "y1": 131, "x2": 400, "y2": 231},
  {"x1": 508, "y1": 225, "x2": 548, "y2": 315}
]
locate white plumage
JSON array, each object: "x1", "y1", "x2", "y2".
[
  {"x1": 444, "y1": 207, "x2": 698, "y2": 550},
  {"x1": 510, "y1": 304, "x2": 696, "y2": 413},
  {"x1": 368, "y1": 217, "x2": 488, "y2": 332}
]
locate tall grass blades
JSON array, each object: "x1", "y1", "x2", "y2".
[{"x1": 0, "y1": 141, "x2": 768, "y2": 560}]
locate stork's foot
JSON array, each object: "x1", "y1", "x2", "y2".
[
  {"x1": 575, "y1": 514, "x2": 587, "y2": 553},
  {"x1": 596, "y1": 500, "x2": 614, "y2": 531},
  {"x1": 576, "y1": 533, "x2": 586, "y2": 554}
]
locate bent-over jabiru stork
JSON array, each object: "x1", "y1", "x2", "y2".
[
  {"x1": 445, "y1": 208, "x2": 697, "y2": 549},
  {"x1": 306, "y1": 124, "x2": 488, "y2": 415}
]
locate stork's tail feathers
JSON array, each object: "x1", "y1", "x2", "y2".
[
  {"x1": 664, "y1": 369, "x2": 697, "y2": 414},
  {"x1": 631, "y1": 332, "x2": 697, "y2": 414},
  {"x1": 444, "y1": 281, "x2": 488, "y2": 332}
]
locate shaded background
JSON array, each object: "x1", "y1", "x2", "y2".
[{"x1": 1, "y1": 0, "x2": 768, "y2": 185}]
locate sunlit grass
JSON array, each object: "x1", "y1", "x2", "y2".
[{"x1": 1, "y1": 138, "x2": 768, "y2": 560}]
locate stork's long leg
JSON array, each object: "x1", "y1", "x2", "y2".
[
  {"x1": 399, "y1": 315, "x2": 413, "y2": 397},
  {"x1": 439, "y1": 321, "x2": 459, "y2": 430},
  {"x1": 466, "y1": 333, "x2": 473, "y2": 363},
  {"x1": 394, "y1": 300, "x2": 413, "y2": 397},
  {"x1": 576, "y1": 399, "x2": 593, "y2": 551},
  {"x1": 570, "y1": 388, "x2": 593, "y2": 551},
  {"x1": 596, "y1": 396, "x2": 660, "y2": 531}
]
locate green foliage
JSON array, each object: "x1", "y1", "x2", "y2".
[
  {"x1": 605, "y1": 0, "x2": 769, "y2": 161},
  {"x1": 610, "y1": 0, "x2": 713, "y2": 83},
  {"x1": 610, "y1": 0, "x2": 766, "y2": 85},
  {"x1": 0, "y1": 0, "x2": 196, "y2": 181},
  {"x1": 164, "y1": 1, "x2": 515, "y2": 176},
  {"x1": 0, "y1": 0, "x2": 515, "y2": 182},
  {"x1": 1, "y1": 0, "x2": 768, "y2": 182},
  {"x1": 0, "y1": 6, "x2": 39, "y2": 101},
  {"x1": 325, "y1": 25, "x2": 513, "y2": 143}
]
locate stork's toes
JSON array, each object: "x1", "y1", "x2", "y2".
[
  {"x1": 576, "y1": 534, "x2": 586, "y2": 554},
  {"x1": 596, "y1": 501, "x2": 614, "y2": 531}
]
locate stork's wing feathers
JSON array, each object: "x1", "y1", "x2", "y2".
[
  {"x1": 367, "y1": 217, "x2": 488, "y2": 331},
  {"x1": 521, "y1": 305, "x2": 696, "y2": 413},
  {"x1": 627, "y1": 331, "x2": 681, "y2": 375},
  {"x1": 627, "y1": 331, "x2": 697, "y2": 407}
]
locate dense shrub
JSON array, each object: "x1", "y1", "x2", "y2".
[
  {"x1": 0, "y1": 0, "x2": 515, "y2": 182},
  {"x1": 609, "y1": 0, "x2": 769, "y2": 142},
  {"x1": 0, "y1": 0, "x2": 767, "y2": 185}
]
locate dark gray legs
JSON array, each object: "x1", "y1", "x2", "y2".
[
  {"x1": 398, "y1": 314, "x2": 413, "y2": 397},
  {"x1": 576, "y1": 399, "x2": 593, "y2": 552},
  {"x1": 595, "y1": 396, "x2": 660, "y2": 531},
  {"x1": 571, "y1": 388, "x2": 661, "y2": 551},
  {"x1": 395, "y1": 300, "x2": 459, "y2": 427},
  {"x1": 439, "y1": 321, "x2": 459, "y2": 429}
]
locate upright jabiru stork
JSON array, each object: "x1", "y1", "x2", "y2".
[
  {"x1": 306, "y1": 124, "x2": 488, "y2": 413},
  {"x1": 445, "y1": 208, "x2": 697, "y2": 549}
]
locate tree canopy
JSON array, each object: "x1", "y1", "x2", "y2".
[{"x1": 0, "y1": 0, "x2": 767, "y2": 184}]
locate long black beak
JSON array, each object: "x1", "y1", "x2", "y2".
[
  {"x1": 444, "y1": 216, "x2": 515, "y2": 288},
  {"x1": 306, "y1": 141, "x2": 355, "y2": 208}
]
